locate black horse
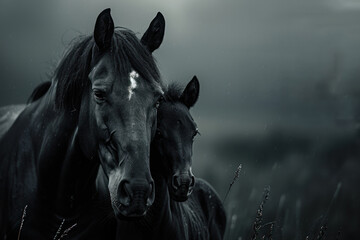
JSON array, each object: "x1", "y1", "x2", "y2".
[
  {"x1": 1, "y1": 78, "x2": 226, "y2": 239},
  {"x1": 115, "y1": 77, "x2": 227, "y2": 239},
  {"x1": 0, "y1": 82, "x2": 52, "y2": 139},
  {"x1": 0, "y1": 9, "x2": 166, "y2": 239}
]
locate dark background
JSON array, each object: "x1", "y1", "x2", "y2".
[{"x1": 1, "y1": 0, "x2": 360, "y2": 238}]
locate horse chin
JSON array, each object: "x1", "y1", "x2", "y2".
[{"x1": 112, "y1": 202, "x2": 148, "y2": 220}]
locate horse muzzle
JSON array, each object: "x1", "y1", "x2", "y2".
[
  {"x1": 170, "y1": 173, "x2": 195, "y2": 202},
  {"x1": 114, "y1": 178, "x2": 155, "y2": 218}
]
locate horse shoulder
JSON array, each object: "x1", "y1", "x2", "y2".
[
  {"x1": 192, "y1": 178, "x2": 227, "y2": 240},
  {"x1": 0, "y1": 102, "x2": 57, "y2": 232}
]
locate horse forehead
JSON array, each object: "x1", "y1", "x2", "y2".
[
  {"x1": 163, "y1": 103, "x2": 190, "y2": 119},
  {"x1": 126, "y1": 70, "x2": 160, "y2": 103},
  {"x1": 108, "y1": 70, "x2": 151, "y2": 98},
  {"x1": 128, "y1": 70, "x2": 139, "y2": 100},
  {"x1": 161, "y1": 104, "x2": 194, "y2": 128}
]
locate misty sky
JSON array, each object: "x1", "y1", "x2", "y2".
[{"x1": 1, "y1": 0, "x2": 360, "y2": 133}]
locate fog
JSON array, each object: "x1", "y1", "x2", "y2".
[{"x1": 1, "y1": 0, "x2": 360, "y2": 238}]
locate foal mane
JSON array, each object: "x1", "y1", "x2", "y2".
[
  {"x1": 54, "y1": 28, "x2": 163, "y2": 111},
  {"x1": 163, "y1": 83, "x2": 183, "y2": 103}
]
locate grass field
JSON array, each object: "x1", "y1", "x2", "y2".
[{"x1": 192, "y1": 115, "x2": 359, "y2": 239}]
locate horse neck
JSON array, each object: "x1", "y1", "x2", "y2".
[
  {"x1": 31, "y1": 86, "x2": 99, "y2": 216},
  {"x1": 53, "y1": 127, "x2": 100, "y2": 217}
]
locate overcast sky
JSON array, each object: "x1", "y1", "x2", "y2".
[{"x1": 1, "y1": 0, "x2": 360, "y2": 131}]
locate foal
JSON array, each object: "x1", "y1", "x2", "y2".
[{"x1": 116, "y1": 76, "x2": 226, "y2": 240}]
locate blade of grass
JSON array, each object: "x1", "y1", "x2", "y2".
[
  {"x1": 57, "y1": 223, "x2": 77, "y2": 240},
  {"x1": 251, "y1": 186, "x2": 271, "y2": 240},
  {"x1": 17, "y1": 205, "x2": 28, "y2": 240},
  {"x1": 53, "y1": 219, "x2": 65, "y2": 240},
  {"x1": 223, "y1": 163, "x2": 242, "y2": 203}
]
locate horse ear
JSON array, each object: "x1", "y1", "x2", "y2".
[
  {"x1": 141, "y1": 12, "x2": 165, "y2": 53},
  {"x1": 94, "y1": 8, "x2": 114, "y2": 51},
  {"x1": 180, "y1": 76, "x2": 200, "y2": 108}
]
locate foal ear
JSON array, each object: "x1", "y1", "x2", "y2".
[
  {"x1": 141, "y1": 12, "x2": 165, "y2": 53},
  {"x1": 94, "y1": 8, "x2": 114, "y2": 51},
  {"x1": 180, "y1": 76, "x2": 200, "y2": 108}
]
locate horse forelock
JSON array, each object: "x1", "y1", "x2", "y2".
[{"x1": 54, "y1": 28, "x2": 164, "y2": 112}]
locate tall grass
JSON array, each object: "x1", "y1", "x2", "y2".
[
  {"x1": 16, "y1": 207, "x2": 77, "y2": 240},
  {"x1": 251, "y1": 186, "x2": 270, "y2": 240},
  {"x1": 17, "y1": 205, "x2": 27, "y2": 240},
  {"x1": 223, "y1": 177, "x2": 343, "y2": 240},
  {"x1": 223, "y1": 163, "x2": 242, "y2": 203}
]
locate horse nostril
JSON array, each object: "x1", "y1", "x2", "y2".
[
  {"x1": 118, "y1": 180, "x2": 131, "y2": 207},
  {"x1": 190, "y1": 175, "x2": 195, "y2": 188},
  {"x1": 172, "y1": 175, "x2": 181, "y2": 190},
  {"x1": 147, "y1": 182, "x2": 155, "y2": 206}
]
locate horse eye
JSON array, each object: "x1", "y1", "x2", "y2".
[
  {"x1": 156, "y1": 129, "x2": 162, "y2": 137},
  {"x1": 93, "y1": 89, "x2": 106, "y2": 102}
]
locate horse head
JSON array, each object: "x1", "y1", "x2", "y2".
[{"x1": 56, "y1": 9, "x2": 166, "y2": 218}]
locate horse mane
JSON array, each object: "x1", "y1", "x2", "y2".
[
  {"x1": 163, "y1": 83, "x2": 183, "y2": 103},
  {"x1": 27, "y1": 81, "x2": 52, "y2": 104},
  {"x1": 54, "y1": 28, "x2": 162, "y2": 111}
]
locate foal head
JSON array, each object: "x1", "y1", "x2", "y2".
[{"x1": 152, "y1": 76, "x2": 200, "y2": 202}]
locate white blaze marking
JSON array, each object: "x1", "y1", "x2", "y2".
[{"x1": 128, "y1": 70, "x2": 139, "y2": 100}]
